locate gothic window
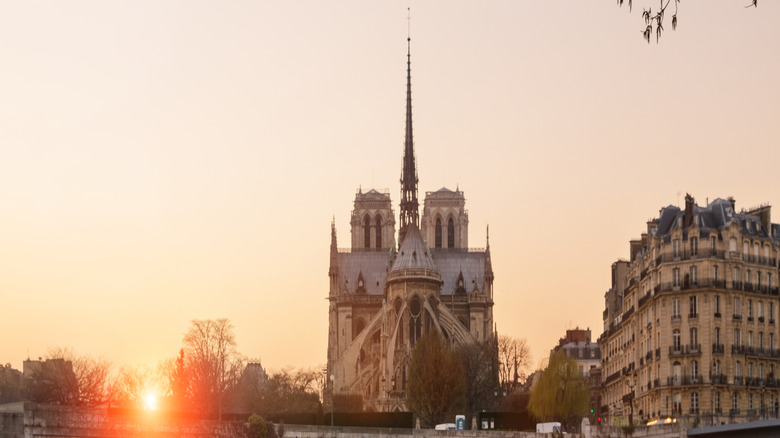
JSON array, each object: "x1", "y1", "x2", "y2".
[
  {"x1": 447, "y1": 217, "x2": 455, "y2": 249},
  {"x1": 435, "y1": 218, "x2": 442, "y2": 249},
  {"x1": 363, "y1": 214, "x2": 371, "y2": 249},
  {"x1": 375, "y1": 215, "x2": 382, "y2": 248}
]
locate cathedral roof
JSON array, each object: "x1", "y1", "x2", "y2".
[
  {"x1": 390, "y1": 225, "x2": 438, "y2": 273},
  {"x1": 434, "y1": 250, "x2": 487, "y2": 296},
  {"x1": 337, "y1": 251, "x2": 390, "y2": 296}
]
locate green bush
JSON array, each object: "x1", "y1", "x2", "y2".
[{"x1": 249, "y1": 414, "x2": 267, "y2": 438}]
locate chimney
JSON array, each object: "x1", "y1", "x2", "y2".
[
  {"x1": 728, "y1": 196, "x2": 736, "y2": 211},
  {"x1": 684, "y1": 193, "x2": 694, "y2": 227}
]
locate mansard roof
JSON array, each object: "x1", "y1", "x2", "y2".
[{"x1": 653, "y1": 197, "x2": 778, "y2": 242}]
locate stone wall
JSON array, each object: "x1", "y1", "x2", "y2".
[{"x1": 0, "y1": 402, "x2": 249, "y2": 438}]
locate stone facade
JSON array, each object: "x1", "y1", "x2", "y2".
[
  {"x1": 325, "y1": 40, "x2": 495, "y2": 412},
  {"x1": 600, "y1": 195, "x2": 780, "y2": 427}
]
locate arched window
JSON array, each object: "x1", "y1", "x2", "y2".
[
  {"x1": 375, "y1": 215, "x2": 382, "y2": 248},
  {"x1": 435, "y1": 218, "x2": 442, "y2": 248},
  {"x1": 447, "y1": 217, "x2": 455, "y2": 248},
  {"x1": 363, "y1": 214, "x2": 371, "y2": 249}
]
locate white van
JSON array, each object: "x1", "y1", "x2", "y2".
[{"x1": 434, "y1": 423, "x2": 456, "y2": 430}]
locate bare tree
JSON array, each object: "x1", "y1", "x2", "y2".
[
  {"x1": 183, "y1": 319, "x2": 244, "y2": 419},
  {"x1": 27, "y1": 348, "x2": 111, "y2": 406},
  {"x1": 497, "y1": 335, "x2": 531, "y2": 391}
]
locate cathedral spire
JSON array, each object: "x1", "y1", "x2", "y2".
[{"x1": 399, "y1": 31, "x2": 419, "y2": 245}]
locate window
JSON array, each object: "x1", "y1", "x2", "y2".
[
  {"x1": 760, "y1": 363, "x2": 765, "y2": 379},
  {"x1": 749, "y1": 331, "x2": 754, "y2": 348},
  {"x1": 674, "y1": 393, "x2": 682, "y2": 414},
  {"x1": 715, "y1": 327, "x2": 721, "y2": 345},
  {"x1": 691, "y1": 392, "x2": 699, "y2": 413},
  {"x1": 755, "y1": 242, "x2": 760, "y2": 259},
  {"x1": 736, "y1": 361, "x2": 742, "y2": 378},
  {"x1": 716, "y1": 392, "x2": 721, "y2": 412},
  {"x1": 434, "y1": 218, "x2": 442, "y2": 249},
  {"x1": 673, "y1": 268, "x2": 681, "y2": 288},
  {"x1": 691, "y1": 360, "x2": 699, "y2": 378},
  {"x1": 759, "y1": 301, "x2": 765, "y2": 319},
  {"x1": 732, "y1": 392, "x2": 739, "y2": 411},
  {"x1": 690, "y1": 327, "x2": 698, "y2": 348},
  {"x1": 730, "y1": 237, "x2": 737, "y2": 254},
  {"x1": 673, "y1": 329, "x2": 681, "y2": 351},
  {"x1": 758, "y1": 272, "x2": 763, "y2": 288},
  {"x1": 714, "y1": 360, "x2": 721, "y2": 375},
  {"x1": 691, "y1": 237, "x2": 698, "y2": 256},
  {"x1": 711, "y1": 236, "x2": 717, "y2": 252},
  {"x1": 690, "y1": 295, "x2": 698, "y2": 316},
  {"x1": 715, "y1": 295, "x2": 721, "y2": 315},
  {"x1": 759, "y1": 332, "x2": 764, "y2": 349},
  {"x1": 771, "y1": 333, "x2": 775, "y2": 351},
  {"x1": 715, "y1": 265, "x2": 720, "y2": 281},
  {"x1": 673, "y1": 298, "x2": 681, "y2": 317},
  {"x1": 749, "y1": 362, "x2": 754, "y2": 378},
  {"x1": 734, "y1": 267, "x2": 742, "y2": 286},
  {"x1": 735, "y1": 297, "x2": 742, "y2": 317},
  {"x1": 690, "y1": 266, "x2": 698, "y2": 285},
  {"x1": 744, "y1": 241, "x2": 749, "y2": 256},
  {"x1": 770, "y1": 273, "x2": 774, "y2": 290},
  {"x1": 749, "y1": 300, "x2": 754, "y2": 319},
  {"x1": 771, "y1": 302, "x2": 775, "y2": 322},
  {"x1": 674, "y1": 239, "x2": 681, "y2": 258},
  {"x1": 735, "y1": 329, "x2": 742, "y2": 348},
  {"x1": 363, "y1": 214, "x2": 371, "y2": 248},
  {"x1": 375, "y1": 215, "x2": 382, "y2": 248},
  {"x1": 447, "y1": 217, "x2": 455, "y2": 249},
  {"x1": 749, "y1": 393, "x2": 754, "y2": 410}
]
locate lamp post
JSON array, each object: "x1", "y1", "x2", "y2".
[{"x1": 330, "y1": 374, "x2": 335, "y2": 427}]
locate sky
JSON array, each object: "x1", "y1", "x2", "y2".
[{"x1": 2, "y1": 1, "x2": 780, "y2": 374}]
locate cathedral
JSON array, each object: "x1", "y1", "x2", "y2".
[{"x1": 326, "y1": 38, "x2": 495, "y2": 412}]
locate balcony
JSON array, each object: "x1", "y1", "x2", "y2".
[
  {"x1": 710, "y1": 374, "x2": 728, "y2": 385},
  {"x1": 733, "y1": 314, "x2": 743, "y2": 321},
  {"x1": 714, "y1": 312, "x2": 722, "y2": 318},
  {"x1": 671, "y1": 314, "x2": 682, "y2": 322},
  {"x1": 669, "y1": 346, "x2": 683, "y2": 357},
  {"x1": 689, "y1": 312, "x2": 699, "y2": 320},
  {"x1": 655, "y1": 348, "x2": 661, "y2": 359},
  {"x1": 759, "y1": 316, "x2": 765, "y2": 323},
  {"x1": 667, "y1": 375, "x2": 704, "y2": 386},
  {"x1": 645, "y1": 351, "x2": 653, "y2": 362},
  {"x1": 734, "y1": 376, "x2": 744, "y2": 385},
  {"x1": 771, "y1": 319, "x2": 776, "y2": 325},
  {"x1": 683, "y1": 344, "x2": 702, "y2": 355},
  {"x1": 712, "y1": 343, "x2": 725, "y2": 354},
  {"x1": 748, "y1": 316, "x2": 755, "y2": 322},
  {"x1": 732, "y1": 345, "x2": 747, "y2": 355},
  {"x1": 745, "y1": 377, "x2": 765, "y2": 387}
]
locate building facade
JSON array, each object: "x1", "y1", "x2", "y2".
[
  {"x1": 600, "y1": 195, "x2": 780, "y2": 426},
  {"x1": 325, "y1": 39, "x2": 495, "y2": 412}
]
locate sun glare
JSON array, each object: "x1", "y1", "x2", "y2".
[{"x1": 143, "y1": 391, "x2": 158, "y2": 411}]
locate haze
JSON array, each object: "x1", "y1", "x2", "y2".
[{"x1": 2, "y1": 1, "x2": 779, "y2": 373}]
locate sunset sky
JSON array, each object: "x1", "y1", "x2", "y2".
[{"x1": 2, "y1": 1, "x2": 780, "y2": 375}]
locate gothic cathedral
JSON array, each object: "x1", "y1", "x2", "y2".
[{"x1": 326, "y1": 38, "x2": 495, "y2": 412}]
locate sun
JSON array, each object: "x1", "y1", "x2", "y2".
[{"x1": 142, "y1": 391, "x2": 158, "y2": 411}]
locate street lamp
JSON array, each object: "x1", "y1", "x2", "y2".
[{"x1": 330, "y1": 374, "x2": 335, "y2": 427}]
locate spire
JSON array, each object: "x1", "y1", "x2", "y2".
[
  {"x1": 399, "y1": 27, "x2": 419, "y2": 245},
  {"x1": 329, "y1": 217, "x2": 339, "y2": 296}
]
